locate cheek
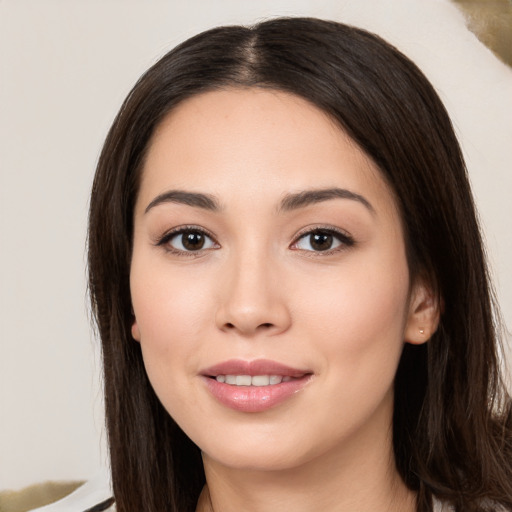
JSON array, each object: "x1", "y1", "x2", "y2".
[
  {"x1": 288, "y1": 258, "x2": 409, "y2": 442},
  {"x1": 293, "y1": 251, "x2": 410, "y2": 384},
  {"x1": 129, "y1": 257, "x2": 218, "y2": 401},
  {"x1": 130, "y1": 264, "x2": 218, "y2": 422},
  {"x1": 131, "y1": 261, "x2": 212, "y2": 342},
  {"x1": 299, "y1": 263, "x2": 408, "y2": 339}
]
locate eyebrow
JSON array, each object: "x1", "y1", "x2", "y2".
[
  {"x1": 144, "y1": 190, "x2": 221, "y2": 214},
  {"x1": 144, "y1": 187, "x2": 375, "y2": 215},
  {"x1": 278, "y1": 188, "x2": 375, "y2": 214}
]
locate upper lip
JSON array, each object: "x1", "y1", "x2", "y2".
[{"x1": 201, "y1": 359, "x2": 311, "y2": 378}]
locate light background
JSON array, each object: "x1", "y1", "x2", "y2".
[{"x1": 1, "y1": 0, "x2": 511, "y2": 490}]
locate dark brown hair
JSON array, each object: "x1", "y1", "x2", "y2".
[{"x1": 88, "y1": 17, "x2": 512, "y2": 512}]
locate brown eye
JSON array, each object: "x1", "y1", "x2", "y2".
[
  {"x1": 293, "y1": 228, "x2": 354, "y2": 253},
  {"x1": 163, "y1": 229, "x2": 217, "y2": 253},
  {"x1": 309, "y1": 232, "x2": 334, "y2": 251},
  {"x1": 182, "y1": 231, "x2": 205, "y2": 250}
]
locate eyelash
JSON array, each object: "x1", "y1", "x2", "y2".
[
  {"x1": 155, "y1": 225, "x2": 355, "y2": 257},
  {"x1": 290, "y1": 225, "x2": 355, "y2": 256},
  {"x1": 155, "y1": 225, "x2": 219, "y2": 258}
]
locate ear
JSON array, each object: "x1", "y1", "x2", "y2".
[
  {"x1": 404, "y1": 279, "x2": 440, "y2": 345},
  {"x1": 131, "y1": 319, "x2": 141, "y2": 342}
]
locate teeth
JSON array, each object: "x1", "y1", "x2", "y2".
[
  {"x1": 252, "y1": 375, "x2": 270, "y2": 386},
  {"x1": 215, "y1": 374, "x2": 292, "y2": 386},
  {"x1": 236, "y1": 375, "x2": 252, "y2": 386}
]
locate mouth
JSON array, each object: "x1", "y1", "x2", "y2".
[
  {"x1": 201, "y1": 359, "x2": 313, "y2": 412},
  {"x1": 202, "y1": 358, "x2": 310, "y2": 379},
  {"x1": 212, "y1": 374, "x2": 298, "y2": 386}
]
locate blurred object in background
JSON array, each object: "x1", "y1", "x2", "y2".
[{"x1": 452, "y1": 0, "x2": 512, "y2": 67}]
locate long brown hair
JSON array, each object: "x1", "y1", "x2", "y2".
[{"x1": 88, "y1": 17, "x2": 512, "y2": 512}]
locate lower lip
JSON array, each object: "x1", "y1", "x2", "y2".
[{"x1": 203, "y1": 376, "x2": 312, "y2": 413}]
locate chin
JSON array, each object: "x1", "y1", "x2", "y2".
[{"x1": 201, "y1": 441, "x2": 313, "y2": 473}]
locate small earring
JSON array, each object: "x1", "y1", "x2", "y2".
[{"x1": 419, "y1": 328, "x2": 425, "y2": 335}]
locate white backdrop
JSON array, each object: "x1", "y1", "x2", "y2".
[{"x1": 1, "y1": 0, "x2": 511, "y2": 490}]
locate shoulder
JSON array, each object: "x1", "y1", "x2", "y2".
[
  {"x1": 27, "y1": 470, "x2": 114, "y2": 512},
  {"x1": 434, "y1": 500, "x2": 452, "y2": 512},
  {"x1": 433, "y1": 497, "x2": 508, "y2": 512},
  {"x1": 433, "y1": 498, "x2": 453, "y2": 511}
]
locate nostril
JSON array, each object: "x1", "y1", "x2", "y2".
[{"x1": 224, "y1": 321, "x2": 273, "y2": 331}]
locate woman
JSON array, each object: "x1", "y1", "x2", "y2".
[{"x1": 85, "y1": 17, "x2": 512, "y2": 512}]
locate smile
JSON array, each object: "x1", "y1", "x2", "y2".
[
  {"x1": 215, "y1": 375, "x2": 295, "y2": 386},
  {"x1": 201, "y1": 359, "x2": 313, "y2": 412}
]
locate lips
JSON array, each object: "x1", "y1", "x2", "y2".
[
  {"x1": 203, "y1": 359, "x2": 309, "y2": 378},
  {"x1": 201, "y1": 359, "x2": 313, "y2": 413}
]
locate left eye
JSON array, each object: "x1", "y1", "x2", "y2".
[
  {"x1": 293, "y1": 229, "x2": 352, "y2": 252},
  {"x1": 166, "y1": 229, "x2": 217, "y2": 252}
]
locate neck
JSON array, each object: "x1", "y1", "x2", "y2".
[{"x1": 196, "y1": 414, "x2": 416, "y2": 512}]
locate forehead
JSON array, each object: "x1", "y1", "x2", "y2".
[{"x1": 138, "y1": 88, "x2": 398, "y2": 219}]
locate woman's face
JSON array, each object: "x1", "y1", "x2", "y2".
[{"x1": 130, "y1": 88, "x2": 428, "y2": 472}]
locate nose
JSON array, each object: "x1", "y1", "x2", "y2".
[{"x1": 215, "y1": 249, "x2": 292, "y2": 338}]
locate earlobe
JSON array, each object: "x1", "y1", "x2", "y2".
[
  {"x1": 131, "y1": 320, "x2": 141, "y2": 342},
  {"x1": 404, "y1": 280, "x2": 440, "y2": 345}
]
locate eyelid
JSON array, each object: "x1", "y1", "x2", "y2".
[
  {"x1": 153, "y1": 223, "x2": 354, "y2": 257},
  {"x1": 289, "y1": 225, "x2": 355, "y2": 254},
  {"x1": 155, "y1": 225, "x2": 220, "y2": 256}
]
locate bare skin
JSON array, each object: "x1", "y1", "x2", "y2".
[
  {"x1": 196, "y1": 421, "x2": 417, "y2": 512},
  {"x1": 130, "y1": 88, "x2": 438, "y2": 512}
]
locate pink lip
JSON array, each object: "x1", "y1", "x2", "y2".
[
  {"x1": 201, "y1": 359, "x2": 313, "y2": 413},
  {"x1": 202, "y1": 359, "x2": 309, "y2": 378}
]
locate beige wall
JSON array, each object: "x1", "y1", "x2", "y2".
[{"x1": 1, "y1": 0, "x2": 510, "y2": 490}]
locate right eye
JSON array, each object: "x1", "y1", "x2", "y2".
[{"x1": 158, "y1": 227, "x2": 218, "y2": 254}]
